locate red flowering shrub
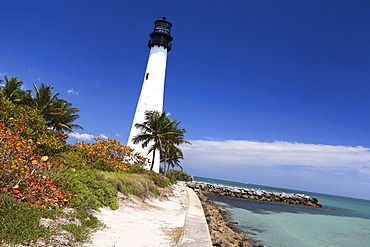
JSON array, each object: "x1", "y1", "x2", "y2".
[{"x1": 0, "y1": 96, "x2": 73, "y2": 208}]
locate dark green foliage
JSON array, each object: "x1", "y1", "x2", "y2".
[
  {"x1": 60, "y1": 224, "x2": 87, "y2": 242},
  {"x1": 93, "y1": 158, "x2": 114, "y2": 171},
  {"x1": 167, "y1": 169, "x2": 192, "y2": 181},
  {"x1": 73, "y1": 209, "x2": 100, "y2": 228},
  {"x1": 60, "y1": 169, "x2": 119, "y2": 210},
  {"x1": 166, "y1": 172, "x2": 178, "y2": 184},
  {"x1": 146, "y1": 170, "x2": 173, "y2": 187},
  {"x1": 0, "y1": 193, "x2": 54, "y2": 244}
]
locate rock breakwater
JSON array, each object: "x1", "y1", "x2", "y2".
[
  {"x1": 196, "y1": 191, "x2": 262, "y2": 247},
  {"x1": 187, "y1": 181, "x2": 325, "y2": 208}
]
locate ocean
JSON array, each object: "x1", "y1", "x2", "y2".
[{"x1": 194, "y1": 176, "x2": 370, "y2": 247}]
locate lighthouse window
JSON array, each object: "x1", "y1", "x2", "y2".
[
  {"x1": 146, "y1": 73, "x2": 149, "y2": 80},
  {"x1": 154, "y1": 26, "x2": 170, "y2": 35}
]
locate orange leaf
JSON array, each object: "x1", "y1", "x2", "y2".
[{"x1": 41, "y1": 156, "x2": 49, "y2": 161}]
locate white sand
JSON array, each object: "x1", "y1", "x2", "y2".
[{"x1": 85, "y1": 183, "x2": 188, "y2": 247}]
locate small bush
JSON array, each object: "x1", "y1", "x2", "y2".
[
  {"x1": 167, "y1": 169, "x2": 192, "y2": 181},
  {"x1": 93, "y1": 158, "x2": 116, "y2": 171},
  {"x1": 60, "y1": 224, "x2": 87, "y2": 242},
  {"x1": 147, "y1": 171, "x2": 172, "y2": 188},
  {"x1": 73, "y1": 209, "x2": 100, "y2": 228},
  {"x1": 60, "y1": 169, "x2": 118, "y2": 210},
  {"x1": 166, "y1": 173, "x2": 178, "y2": 184}
]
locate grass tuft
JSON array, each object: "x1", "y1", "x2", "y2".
[
  {"x1": 161, "y1": 226, "x2": 184, "y2": 245},
  {"x1": 95, "y1": 171, "x2": 160, "y2": 199}
]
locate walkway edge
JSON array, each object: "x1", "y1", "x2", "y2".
[{"x1": 180, "y1": 187, "x2": 213, "y2": 247}]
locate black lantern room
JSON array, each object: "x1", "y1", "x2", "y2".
[{"x1": 148, "y1": 17, "x2": 173, "y2": 52}]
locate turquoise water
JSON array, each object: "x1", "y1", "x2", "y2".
[{"x1": 195, "y1": 176, "x2": 370, "y2": 247}]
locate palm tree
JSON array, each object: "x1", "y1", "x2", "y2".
[
  {"x1": 32, "y1": 83, "x2": 82, "y2": 132},
  {"x1": 0, "y1": 77, "x2": 82, "y2": 132},
  {"x1": 32, "y1": 83, "x2": 60, "y2": 114},
  {"x1": 0, "y1": 75, "x2": 31, "y2": 103},
  {"x1": 48, "y1": 99, "x2": 83, "y2": 132},
  {"x1": 132, "y1": 110, "x2": 191, "y2": 171},
  {"x1": 161, "y1": 144, "x2": 184, "y2": 176}
]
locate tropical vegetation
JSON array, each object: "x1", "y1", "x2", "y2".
[
  {"x1": 0, "y1": 75, "x2": 29, "y2": 103},
  {"x1": 0, "y1": 75, "x2": 191, "y2": 245},
  {"x1": 132, "y1": 110, "x2": 191, "y2": 174}
]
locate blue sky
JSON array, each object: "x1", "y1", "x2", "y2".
[{"x1": 1, "y1": 1, "x2": 370, "y2": 200}]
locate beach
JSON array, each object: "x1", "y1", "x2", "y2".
[
  {"x1": 85, "y1": 183, "x2": 188, "y2": 247},
  {"x1": 84, "y1": 182, "x2": 255, "y2": 247}
]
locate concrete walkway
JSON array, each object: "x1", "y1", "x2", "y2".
[{"x1": 180, "y1": 187, "x2": 213, "y2": 247}]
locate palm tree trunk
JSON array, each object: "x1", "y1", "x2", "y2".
[
  {"x1": 150, "y1": 150, "x2": 156, "y2": 171},
  {"x1": 166, "y1": 163, "x2": 170, "y2": 176},
  {"x1": 163, "y1": 153, "x2": 167, "y2": 175},
  {"x1": 164, "y1": 162, "x2": 167, "y2": 176}
]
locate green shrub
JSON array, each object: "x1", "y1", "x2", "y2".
[
  {"x1": 60, "y1": 224, "x2": 87, "y2": 243},
  {"x1": 168, "y1": 169, "x2": 192, "y2": 181},
  {"x1": 58, "y1": 150, "x2": 89, "y2": 170},
  {"x1": 93, "y1": 158, "x2": 116, "y2": 171},
  {"x1": 146, "y1": 170, "x2": 172, "y2": 188},
  {"x1": 0, "y1": 193, "x2": 55, "y2": 244},
  {"x1": 60, "y1": 169, "x2": 118, "y2": 210},
  {"x1": 73, "y1": 209, "x2": 100, "y2": 228},
  {"x1": 166, "y1": 173, "x2": 178, "y2": 184}
]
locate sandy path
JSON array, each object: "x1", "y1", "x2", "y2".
[{"x1": 85, "y1": 183, "x2": 188, "y2": 247}]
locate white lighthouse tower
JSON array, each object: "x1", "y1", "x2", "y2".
[{"x1": 127, "y1": 17, "x2": 173, "y2": 173}]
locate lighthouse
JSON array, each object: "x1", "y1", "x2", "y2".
[{"x1": 127, "y1": 17, "x2": 173, "y2": 173}]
